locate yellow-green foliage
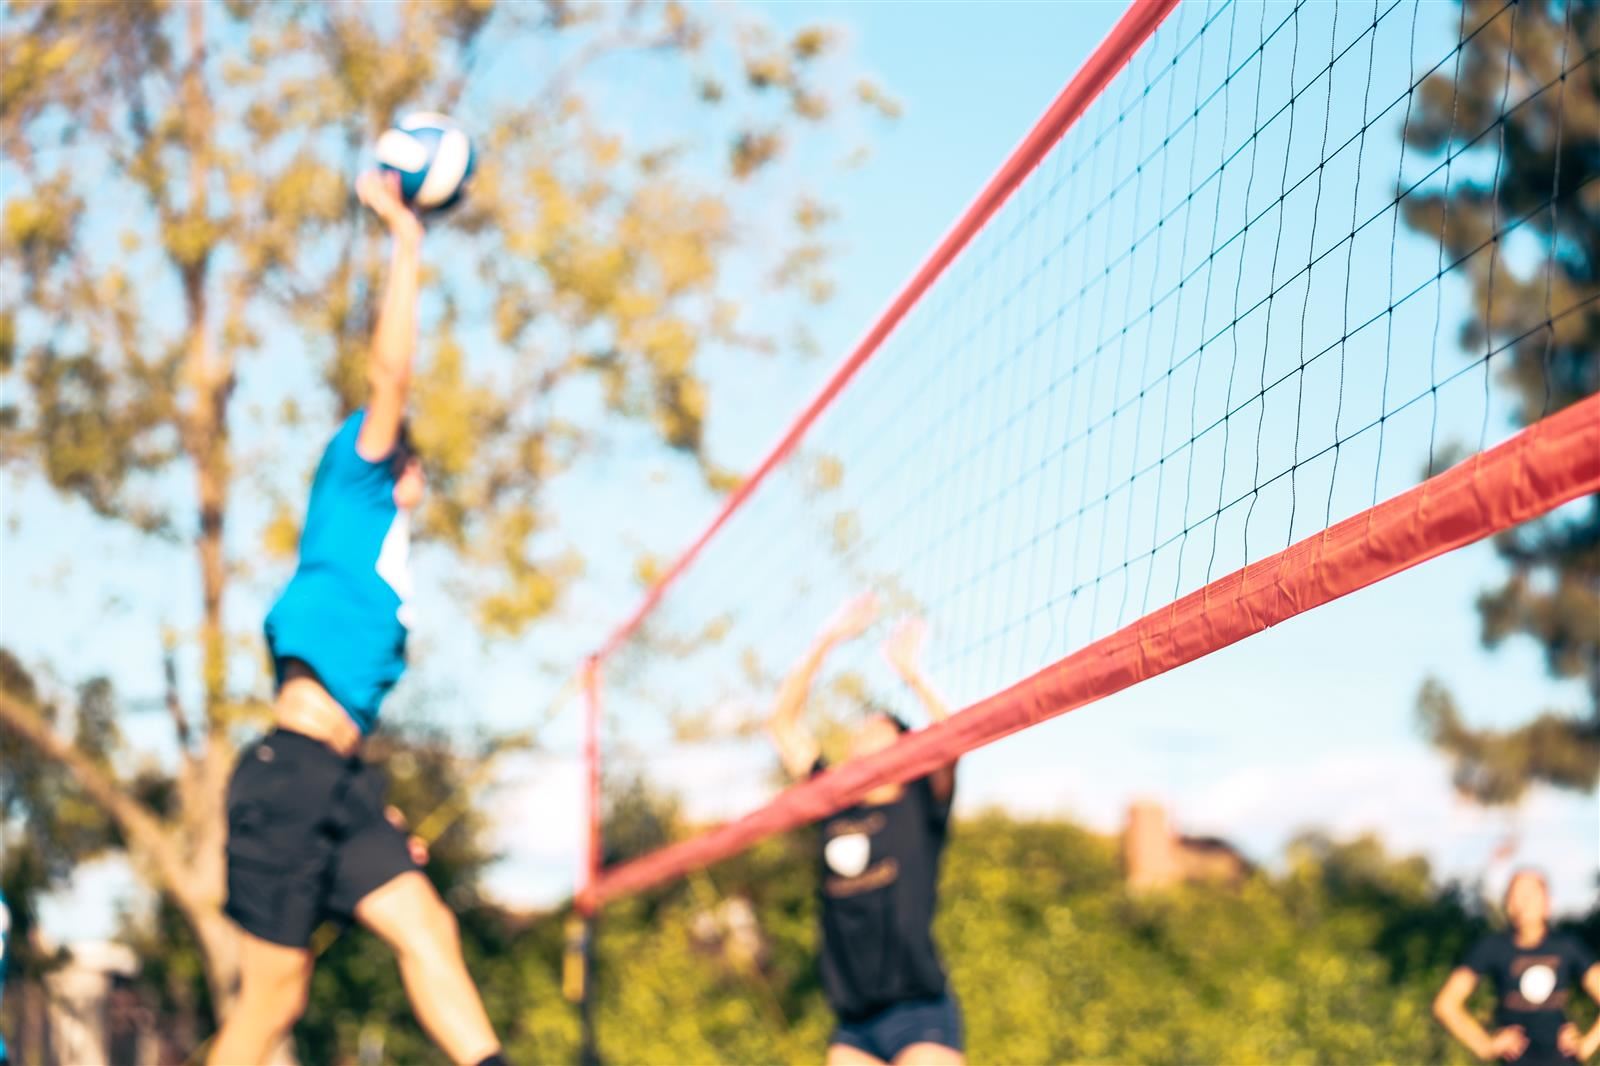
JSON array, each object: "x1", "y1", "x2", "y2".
[
  {"x1": 282, "y1": 810, "x2": 1597, "y2": 1065},
  {"x1": 1, "y1": 0, "x2": 900, "y2": 643}
]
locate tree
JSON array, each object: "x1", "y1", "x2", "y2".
[
  {"x1": 0, "y1": 0, "x2": 894, "y2": 1028},
  {"x1": 502, "y1": 809, "x2": 1580, "y2": 1064},
  {"x1": 0, "y1": 650, "x2": 125, "y2": 1052},
  {"x1": 1401, "y1": 0, "x2": 1600, "y2": 803}
]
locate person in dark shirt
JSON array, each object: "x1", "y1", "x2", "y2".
[
  {"x1": 767, "y1": 592, "x2": 964, "y2": 1066},
  {"x1": 1434, "y1": 869, "x2": 1600, "y2": 1064}
]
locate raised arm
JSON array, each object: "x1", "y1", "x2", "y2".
[
  {"x1": 1433, "y1": 967, "x2": 1524, "y2": 1062},
  {"x1": 767, "y1": 592, "x2": 880, "y2": 780},
  {"x1": 353, "y1": 170, "x2": 424, "y2": 462},
  {"x1": 883, "y1": 616, "x2": 956, "y2": 804}
]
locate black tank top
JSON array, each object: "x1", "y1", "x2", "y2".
[{"x1": 814, "y1": 762, "x2": 953, "y2": 1020}]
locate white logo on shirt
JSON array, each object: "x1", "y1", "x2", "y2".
[
  {"x1": 825, "y1": 833, "x2": 871, "y2": 879},
  {"x1": 1519, "y1": 963, "x2": 1557, "y2": 1006},
  {"x1": 375, "y1": 512, "x2": 414, "y2": 628}
]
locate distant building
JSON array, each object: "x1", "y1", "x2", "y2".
[
  {"x1": 4, "y1": 937, "x2": 164, "y2": 1066},
  {"x1": 1123, "y1": 800, "x2": 1251, "y2": 893}
]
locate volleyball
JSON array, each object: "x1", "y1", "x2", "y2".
[{"x1": 375, "y1": 112, "x2": 476, "y2": 213}]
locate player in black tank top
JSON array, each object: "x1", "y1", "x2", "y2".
[
  {"x1": 1434, "y1": 869, "x2": 1600, "y2": 1065},
  {"x1": 766, "y1": 593, "x2": 965, "y2": 1066}
]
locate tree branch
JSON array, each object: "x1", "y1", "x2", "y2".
[
  {"x1": 162, "y1": 640, "x2": 193, "y2": 755},
  {"x1": 0, "y1": 687, "x2": 194, "y2": 904}
]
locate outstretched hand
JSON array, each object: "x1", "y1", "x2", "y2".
[
  {"x1": 820, "y1": 591, "x2": 880, "y2": 645},
  {"x1": 882, "y1": 616, "x2": 927, "y2": 675},
  {"x1": 357, "y1": 170, "x2": 423, "y2": 242}
]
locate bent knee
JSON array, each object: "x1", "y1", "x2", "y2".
[{"x1": 388, "y1": 890, "x2": 461, "y2": 960}]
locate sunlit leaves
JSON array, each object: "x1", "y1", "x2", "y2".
[
  {"x1": 411, "y1": 327, "x2": 498, "y2": 482},
  {"x1": 4, "y1": 174, "x2": 81, "y2": 281},
  {"x1": 855, "y1": 78, "x2": 902, "y2": 121},
  {"x1": 260, "y1": 499, "x2": 301, "y2": 560},
  {"x1": 3, "y1": 0, "x2": 899, "y2": 670},
  {"x1": 0, "y1": 0, "x2": 902, "y2": 1029},
  {"x1": 730, "y1": 128, "x2": 783, "y2": 179},
  {"x1": 810, "y1": 454, "x2": 843, "y2": 493},
  {"x1": 23, "y1": 345, "x2": 175, "y2": 532},
  {"x1": 0, "y1": 651, "x2": 122, "y2": 886}
]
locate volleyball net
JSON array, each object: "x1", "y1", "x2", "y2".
[{"x1": 576, "y1": 0, "x2": 1600, "y2": 913}]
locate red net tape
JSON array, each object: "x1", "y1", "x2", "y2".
[
  {"x1": 580, "y1": 0, "x2": 1600, "y2": 911},
  {"x1": 589, "y1": 392, "x2": 1600, "y2": 907}
]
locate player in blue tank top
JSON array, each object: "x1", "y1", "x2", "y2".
[
  {"x1": 211, "y1": 171, "x2": 507, "y2": 1066},
  {"x1": 263, "y1": 406, "x2": 415, "y2": 734}
]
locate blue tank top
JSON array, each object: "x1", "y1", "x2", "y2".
[{"x1": 264, "y1": 411, "x2": 412, "y2": 733}]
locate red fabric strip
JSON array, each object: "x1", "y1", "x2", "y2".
[{"x1": 587, "y1": 394, "x2": 1600, "y2": 908}]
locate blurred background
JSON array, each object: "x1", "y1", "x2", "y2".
[{"x1": 0, "y1": 0, "x2": 1594, "y2": 1063}]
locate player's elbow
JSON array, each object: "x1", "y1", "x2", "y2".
[{"x1": 1430, "y1": 990, "x2": 1454, "y2": 1024}]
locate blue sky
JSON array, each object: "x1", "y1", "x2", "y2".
[
  {"x1": 551, "y1": 0, "x2": 1596, "y2": 915},
  {"x1": 9, "y1": 0, "x2": 1595, "y2": 941}
]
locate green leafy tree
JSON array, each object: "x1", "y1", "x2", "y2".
[
  {"x1": 0, "y1": 0, "x2": 893, "y2": 1028},
  {"x1": 1401, "y1": 0, "x2": 1600, "y2": 802},
  {"x1": 0, "y1": 649, "x2": 125, "y2": 1047},
  {"x1": 493, "y1": 809, "x2": 1593, "y2": 1064}
]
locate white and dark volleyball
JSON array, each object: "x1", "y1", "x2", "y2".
[{"x1": 375, "y1": 112, "x2": 476, "y2": 212}]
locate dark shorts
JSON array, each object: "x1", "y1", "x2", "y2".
[
  {"x1": 830, "y1": 992, "x2": 964, "y2": 1062},
  {"x1": 224, "y1": 729, "x2": 415, "y2": 948}
]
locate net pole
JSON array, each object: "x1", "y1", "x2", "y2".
[
  {"x1": 588, "y1": 392, "x2": 1600, "y2": 907},
  {"x1": 577, "y1": 656, "x2": 603, "y2": 1065},
  {"x1": 579, "y1": 655, "x2": 602, "y2": 915},
  {"x1": 592, "y1": 0, "x2": 1182, "y2": 663}
]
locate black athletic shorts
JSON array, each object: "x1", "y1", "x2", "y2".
[
  {"x1": 830, "y1": 992, "x2": 964, "y2": 1062},
  {"x1": 224, "y1": 728, "x2": 416, "y2": 948}
]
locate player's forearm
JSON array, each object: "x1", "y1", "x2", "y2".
[
  {"x1": 895, "y1": 664, "x2": 950, "y2": 723},
  {"x1": 767, "y1": 635, "x2": 836, "y2": 778},
  {"x1": 369, "y1": 230, "x2": 422, "y2": 391},
  {"x1": 769, "y1": 635, "x2": 838, "y2": 730},
  {"x1": 1582, "y1": 970, "x2": 1600, "y2": 1060},
  {"x1": 1433, "y1": 1000, "x2": 1492, "y2": 1060},
  {"x1": 1580, "y1": 1020, "x2": 1600, "y2": 1061}
]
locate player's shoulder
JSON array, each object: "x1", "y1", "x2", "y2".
[
  {"x1": 313, "y1": 410, "x2": 384, "y2": 481},
  {"x1": 330, "y1": 409, "x2": 367, "y2": 445},
  {"x1": 1463, "y1": 930, "x2": 1511, "y2": 965},
  {"x1": 1547, "y1": 929, "x2": 1598, "y2": 958}
]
